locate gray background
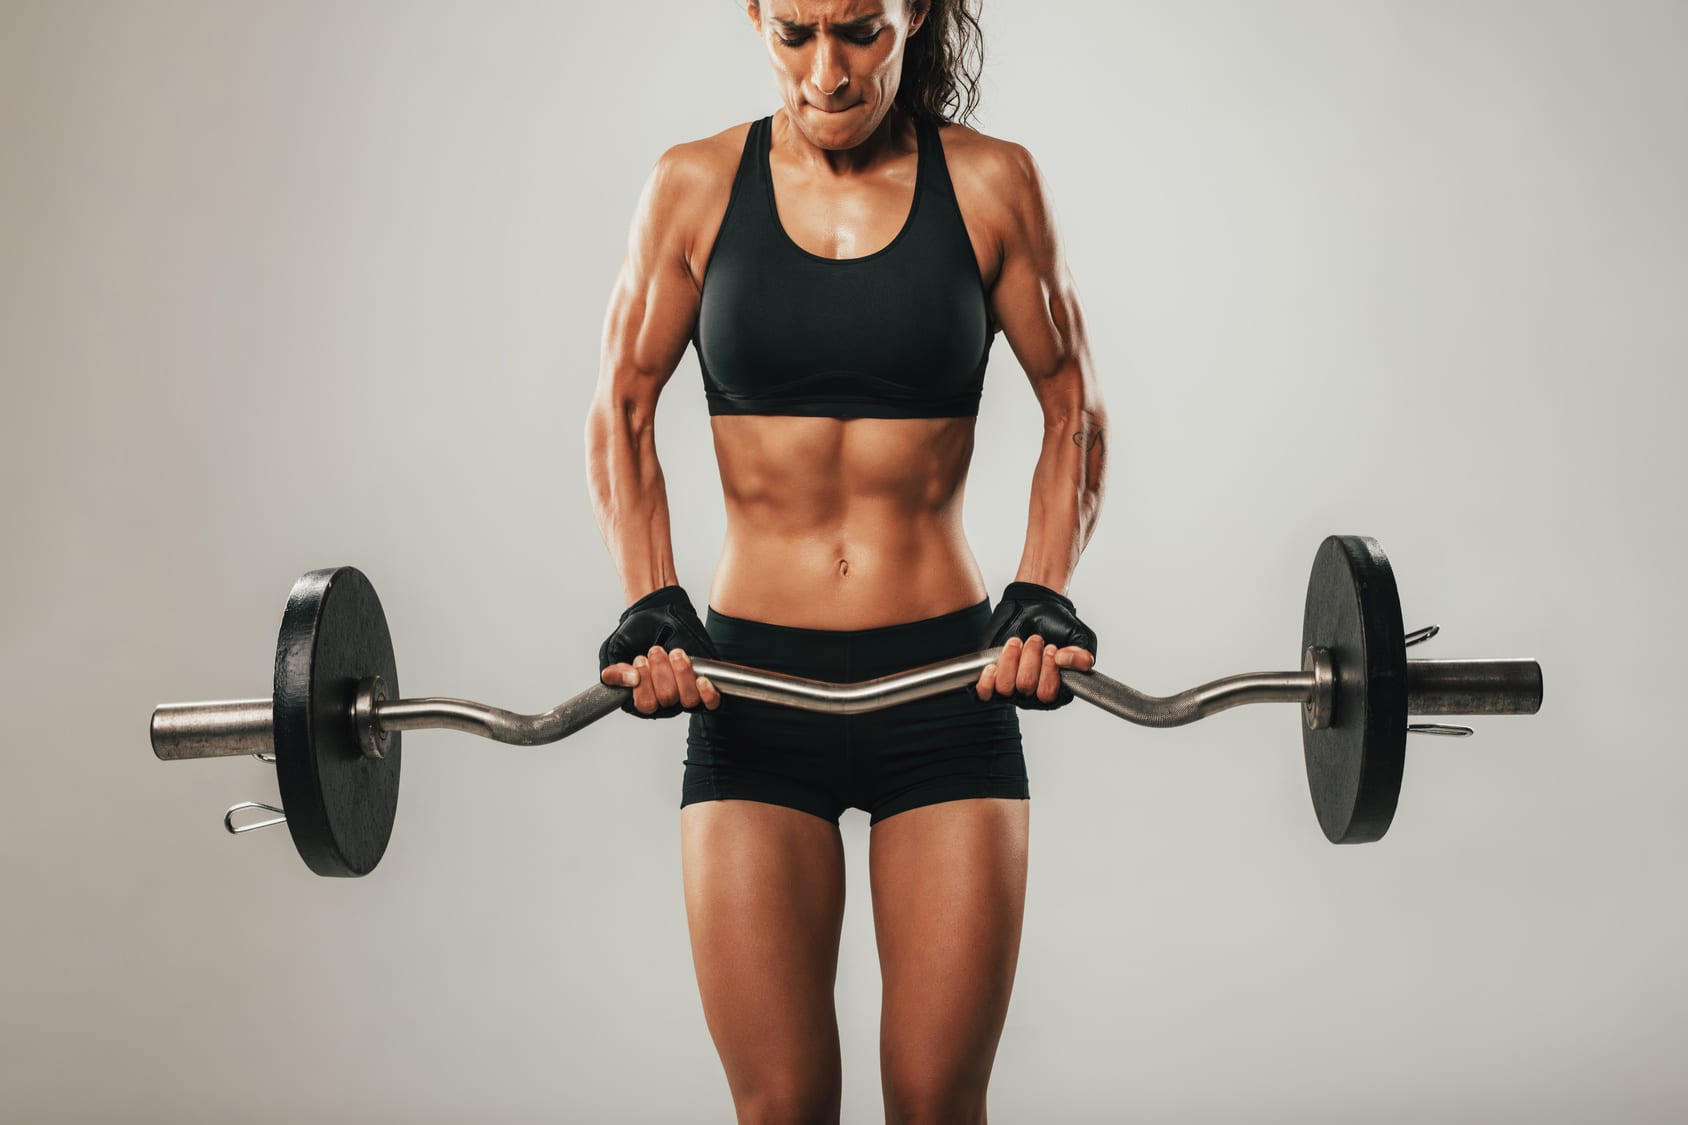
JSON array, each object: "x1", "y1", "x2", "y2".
[{"x1": 2, "y1": 1, "x2": 1683, "y2": 1121}]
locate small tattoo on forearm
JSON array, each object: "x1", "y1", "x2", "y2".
[{"x1": 1072, "y1": 426, "x2": 1106, "y2": 458}]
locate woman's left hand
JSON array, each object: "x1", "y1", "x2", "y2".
[{"x1": 975, "y1": 634, "x2": 1096, "y2": 706}]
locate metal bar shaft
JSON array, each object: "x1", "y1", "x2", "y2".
[
  {"x1": 1407, "y1": 658, "x2": 1543, "y2": 715},
  {"x1": 150, "y1": 653, "x2": 1546, "y2": 761},
  {"x1": 375, "y1": 651, "x2": 1319, "y2": 743},
  {"x1": 151, "y1": 699, "x2": 274, "y2": 760}
]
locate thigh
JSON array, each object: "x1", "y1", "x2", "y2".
[
  {"x1": 681, "y1": 798, "x2": 848, "y2": 1117},
  {"x1": 869, "y1": 796, "x2": 1030, "y2": 1110}
]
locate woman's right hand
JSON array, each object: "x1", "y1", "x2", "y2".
[
  {"x1": 601, "y1": 646, "x2": 722, "y2": 716},
  {"x1": 597, "y1": 585, "x2": 721, "y2": 718}
]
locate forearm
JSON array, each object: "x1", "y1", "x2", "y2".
[
  {"x1": 1014, "y1": 404, "x2": 1108, "y2": 596},
  {"x1": 584, "y1": 396, "x2": 680, "y2": 606}
]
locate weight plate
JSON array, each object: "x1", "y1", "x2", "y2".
[
  {"x1": 1300, "y1": 535, "x2": 1406, "y2": 844},
  {"x1": 274, "y1": 567, "x2": 401, "y2": 876}
]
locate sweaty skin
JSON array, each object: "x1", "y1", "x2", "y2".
[
  {"x1": 587, "y1": 5, "x2": 1107, "y2": 711},
  {"x1": 586, "y1": 4, "x2": 1109, "y2": 1119}
]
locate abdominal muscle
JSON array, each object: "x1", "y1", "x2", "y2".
[{"x1": 705, "y1": 413, "x2": 990, "y2": 630}]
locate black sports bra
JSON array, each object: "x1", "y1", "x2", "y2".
[{"x1": 693, "y1": 114, "x2": 994, "y2": 419}]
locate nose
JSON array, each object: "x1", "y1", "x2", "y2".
[{"x1": 810, "y1": 36, "x2": 849, "y2": 99}]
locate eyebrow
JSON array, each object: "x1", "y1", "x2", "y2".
[{"x1": 773, "y1": 12, "x2": 885, "y2": 33}]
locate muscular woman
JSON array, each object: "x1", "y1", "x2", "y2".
[{"x1": 586, "y1": 2, "x2": 1107, "y2": 1120}]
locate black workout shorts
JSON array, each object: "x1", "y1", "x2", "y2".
[{"x1": 682, "y1": 598, "x2": 1029, "y2": 826}]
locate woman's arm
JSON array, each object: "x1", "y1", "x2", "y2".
[
  {"x1": 585, "y1": 144, "x2": 717, "y2": 606},
  {"x1": 985, "y1": 143, "x2": 1109, "y2": 596}
]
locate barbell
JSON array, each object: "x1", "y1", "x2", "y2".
[{"x1": 150, "y1": 535, "x2": 1543, "y2": 876}]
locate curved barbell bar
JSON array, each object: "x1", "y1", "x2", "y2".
[
  {"x1": 152, "y1": 646, "x2": 1543, "y2": 763},
  {"x1": 368, "y1": 650, "x2": 1324, "y2": 746}
]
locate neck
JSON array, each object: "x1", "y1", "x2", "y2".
[{"x1": 775, "y1": 105, "x2": 915, "y2": 177}]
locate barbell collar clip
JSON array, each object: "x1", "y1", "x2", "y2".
[
  {"x1": 1404, "y1": 625, "x2": 1440, "y2": 649},
  {"x1": 224, "y1": 802, "x2": 286, "y2": 834},
  {"x1": 1407, "y1": 723, "x2": 1475, "y2": 737}
]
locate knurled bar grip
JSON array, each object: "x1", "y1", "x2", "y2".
[{"x1": 149, "y1": 650, "x2": 1543, "y2": 762}]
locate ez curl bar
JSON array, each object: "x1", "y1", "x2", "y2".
[{"x1": 151, "y1": 535, "x2": 1543, "y2": 877}]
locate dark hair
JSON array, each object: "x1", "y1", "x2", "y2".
[{"x1": 899, "y1": 0, "x2": 985, "y2": 126}]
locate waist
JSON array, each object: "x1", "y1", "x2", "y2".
[
  {"x1": 709, "y1": 527, "x2": 986, "y2": 630},
  {"x1": 703, "y1": 598, "x2": 993, "y2": 681}
]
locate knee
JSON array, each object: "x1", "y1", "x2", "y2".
[
  {"x1": 882, "y1": 1078, "x2": 988, "y2": 1125},
  {"x1": 734, "y1": 1080, "x2": 841, "y2": 1125}
]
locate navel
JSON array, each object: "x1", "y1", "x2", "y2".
[{"x1": 837, "y1": 558, "x2": 851, "y2": 577}]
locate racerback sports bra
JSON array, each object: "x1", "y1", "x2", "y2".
[{"x1": 693, "y1": 114, "x2": 994, "y2": 419}]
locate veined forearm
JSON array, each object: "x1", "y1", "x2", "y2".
[
  {"x1": 585, "y1": 397, "x2": 680, "y2": 606},
  {"x1": 1013, "y1": 406, "x2": 1107, "y2": 594}
]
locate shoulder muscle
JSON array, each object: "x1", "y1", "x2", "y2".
[
  {"x1": 598, "y1": 124, "x2": 747, "y2": 403},
  {"x1": 630, "y1": 125, "x2": 747, "y2": 292},
  {"x1": 935, "y1": 125, "x2": 1056, "y2": 288}
]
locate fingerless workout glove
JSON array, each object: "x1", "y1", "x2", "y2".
[
  {"x1": 979, "y1": 581, "x2": 1099, "y2": 710},
  {"x1": 598, "y1": 585, "x2": 718, "y2": 719}
]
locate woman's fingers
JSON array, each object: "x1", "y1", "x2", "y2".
[
  {"x1": 602, "y1": 659, "x2": 654, "y2": 712},
  {"x1": 1054, "y1": 645, "x2": 1095, "y2": 672},
  {"x1": 640, "y1": 645, "x2": 678, "y2": 709},
  {"x1": 1037, "y1": 642, "x2": 1062, "y2": 702},
  {"x1": 600, "y1": 662, "x2": 640, "y2": 688},
  {"x1": 986, "y1": 636, "x2": 1044, "y2": 701},
  {"x1": 630, "y1": 654, "x2": 657, "y2": 713},
  {"x1": 670, "y1": 648, "x2": 722, "y2": 712},
  {"x1": 601, "y1": 649, "x2": 721, "y2": 714},
  {"x1": 976, "y1": 637, "x2": 1096, "y2": 704},
  {"x1": 696, "y1": 675, "x2": 720, "y2": 710},
  {"x1": 670, "y1": 648, "x2": 720, "y2": 711},
  {"x1": 991, "y1": 636, "x2": 1023, "y2": 698},
  {"x1": 667, "y1": 649, "x2": 700, "y2": 709},
  {"x1": 1014, "y1": 635, "x2": 1046, "y2": 697}
]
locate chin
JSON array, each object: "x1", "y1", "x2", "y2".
[{"x1": 797, "y1": 103, "x2": 878, "y2": 148}]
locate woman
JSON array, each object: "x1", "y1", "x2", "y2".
[{"x1": 587, "y1": 1, "x2": 1106, "y2": 1120}]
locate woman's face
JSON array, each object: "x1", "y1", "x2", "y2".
[{"x1": 748, "y1": 1, "x2": 928, "y2": 150}]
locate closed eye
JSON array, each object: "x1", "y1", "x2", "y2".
[
  {"x1": 778, "y1": 32, "x2": 884, "y2": 48},
  {"x1": 775, "y1": 18, "x2": 886, "y2": 48}
]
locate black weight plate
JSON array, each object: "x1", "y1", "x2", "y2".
[
  {"x1": 1301, "y1": 535, "x2": 1406, "y2": 844},
  {"x1": 273, "y1": 567, "x2": 401, "y2": 876}
]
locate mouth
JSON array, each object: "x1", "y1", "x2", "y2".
[{"x1": 808, "y1": 102, "x2": 862, "y2": 115}]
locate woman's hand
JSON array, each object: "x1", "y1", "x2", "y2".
[
  {"x1": 597, "y1": 586, "x2": 719, "y2": 718},
  {"x1": 974, "y1": 634, "x2": 1096, "y2": 706},
  {"x1": 602, "y1": 646, "x2": 722, "y2": 716},
  {"x1": 977, "y1": 582, "x2": 1099, "y2": 709}
]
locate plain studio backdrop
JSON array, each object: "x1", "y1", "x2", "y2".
[{"x1": 2, "y1": 1, "x2": 1683, "y2": 1121}]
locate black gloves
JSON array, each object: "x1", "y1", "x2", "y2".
[
  {"x1": 979, "y1": 581, "x2": 1098, "y2": 710},
  {"x1": 598, "y1": 585, "x2": 718, "y2": 719}
]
